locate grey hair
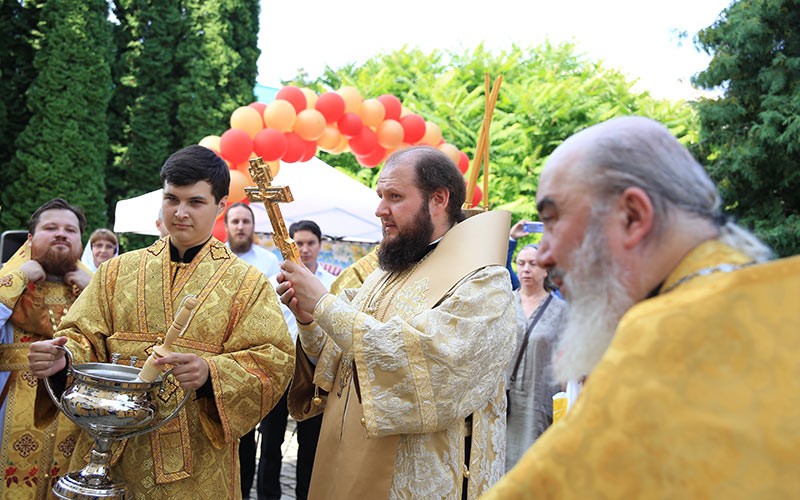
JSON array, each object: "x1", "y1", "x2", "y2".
[{"x1": 575, "y1": 117, "x2": 771, "y2": 262}]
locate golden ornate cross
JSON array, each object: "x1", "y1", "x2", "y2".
[{"x1": 245, "y1": 157, "x2": 300, "y2": 264}]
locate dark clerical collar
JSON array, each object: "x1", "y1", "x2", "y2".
[{"x1": 169, "y1": 237, "x2": 211, "y2": 264}]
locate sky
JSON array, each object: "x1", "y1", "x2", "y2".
[{"x1": 257, "y1": 0, "x2": 733, "y2": 101}]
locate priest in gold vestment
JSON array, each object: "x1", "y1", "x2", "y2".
[
  {"x1": 29, "y1": 146, "x2": 294, "y2": 499},
  {"x1": 482, "y1": 117, "x2": 800, "y2": 498},
  {"x1": 1, "y1": 199, "x2": 91, "y2": 500},
  {"x1": 278, "y1": 147, "x2": 518, "y2": 500}
]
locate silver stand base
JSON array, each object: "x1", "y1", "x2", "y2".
[{"x1": 52, "y1": 472, "x2": 128, "y2": 500}]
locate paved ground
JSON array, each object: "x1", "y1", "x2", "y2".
[{"x1": 245, "y1": 418, "x2": 298, "y2": 500}]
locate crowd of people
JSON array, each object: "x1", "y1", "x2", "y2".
[{"x1": 0, "y1": 115, "x2": 796, "y2": 499}]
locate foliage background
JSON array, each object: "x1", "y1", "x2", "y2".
[
  {"x1": 692, "y1": 0, "x2": 799, "y2": 257},
  {"x1": 0, "y1": 0, "x2": 797, "y2": 257}
]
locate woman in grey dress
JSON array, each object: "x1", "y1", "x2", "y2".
[{"x1": 505, "y1": 244, "x2": 568, "y2": 471}]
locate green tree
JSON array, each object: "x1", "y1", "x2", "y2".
[
  {"x1": 108, "y1": 0, "x2": 184, "y2": 205},
  {"x1": 694, "y1": 0, "x2": 800, "y2": 257},
  {"x1": 290, "y1": 43, "x2": 698, "y2": 225},
  {"x1": 175, "y1": 0, "x2": 259, "y2": 147},
  {"x1": 105, "y1": 0, "x2": 260, "y2": 246},
  {"x1": 0, "y1": 0, "x2": 113, "y2": 232},
  {"x1": 0, "y1": 0, "x2": 40, "y2": 195}
]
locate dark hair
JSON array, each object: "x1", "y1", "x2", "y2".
[
  {"x1": 28, "y1": 198, "x2": 87, "y2": 235},
  {"x1": 517, "y1": 243, "x2": 557, "y2": 293},
  {"x1": 224, "y1": 202, "x2": 254, "y2": 224},
  {"x1": 160, "y1": 145, "x2": 230, "y2": 203},
  {"x1": 289, "y1": 220, "x2": 322, "y2": 242},
  {"x1": 385, "y1": 146, "x2": 466, "y2": 225}
]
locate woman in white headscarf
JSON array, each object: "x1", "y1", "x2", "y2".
[{"x1": 80, "y1": 228, "x2": 118, "y2": 272}]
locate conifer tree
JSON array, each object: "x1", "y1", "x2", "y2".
[
  {"x1": 0, "y1": 0, "x2": 39, "y2": 200},
  {"x1": 1, "y1": 0, "x2": 113, "y2": 231},
  {"x1": 107, "y1": 0, "x2": 184, "y2": 206},
  {"x1": 175, "y1": 0, "x2": 259, "y2": 147}
]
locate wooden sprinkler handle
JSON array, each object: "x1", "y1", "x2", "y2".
[{"x1": 137, "y1": 297, "x2": 199, "y2": 383}]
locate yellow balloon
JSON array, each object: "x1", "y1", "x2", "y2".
[
  {"x1": 420, "y1": 121, "x2": 443, "y2": 146},
  {"x1": 337, "y1": 86, "x2": 363, "y2": 114},
  {"x1": 438, "y1": 143, "x2": 460, "y2": 166},
  {"x1": 301, "y1": 88, "x2": 318, "y2": 109},
  {"x1": 294, "y1": 109, "x2": 327, "y2": 141},
  {"x1": 318, "y1": 126, "x2": 342, "y2": 151},
  {"x1": 359, "y1": 99, "x2": 386, "y2": 127},
  {"x1": 199, "y1": 135, "x2": 221, "y2": 152},
  {"x1": 230, "y1": 106, "x2": 264, "y2": 139},
  {"x1": 267, "y1": 160, "x2": 281, "y2": 178},
  {"x1": 263, "y1": 100, "x2": 296, "y2": 132}
]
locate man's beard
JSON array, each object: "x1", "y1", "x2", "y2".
[
  {"x1": 551, "y1": 219, "x2": 635, "y2": 385},
  {"x1": 35, "y1": 245, "x2": 79, "y2": 277},
  {"x1": 229, "y1": 233, "x2": 253, "y2": 254},
  {"x1": 378, "y1": 202, "x2": 435, "y2": 273}
]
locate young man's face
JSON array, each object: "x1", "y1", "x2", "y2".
[
  {"x1": 162, "y1": 181, "x2": 226, "y2": 253},
  {"x1": 293, "y1": 229, "x2": 321, "y2": 271}
]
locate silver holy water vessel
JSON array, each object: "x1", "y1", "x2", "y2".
[{"x1": 44, "y1": 346, "x2": 190, "y2": 499}]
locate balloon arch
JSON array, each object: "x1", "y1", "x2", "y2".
[{"x1": 198, "y1": 85, "x2": 484, "y2": 210}]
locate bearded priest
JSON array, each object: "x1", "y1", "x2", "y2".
[{"x1": 0, "y1": 198, "x2": 91, "y2": 499}]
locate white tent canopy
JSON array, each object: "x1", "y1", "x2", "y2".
[{"x1": 113, "y1": 157, "x2": 383, "y2": 242}]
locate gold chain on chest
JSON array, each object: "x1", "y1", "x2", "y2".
[{"x1": 41, "y1": 284, "x2": 74, "y2": 334}]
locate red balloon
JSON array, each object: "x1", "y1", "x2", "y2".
[
  {"x1": 248, "y1": 102, "x2": 267, "y2": 118},
  {"x1": 457, "y1": 151, "x2": 470, "y2": 174},
  {"x1": 338, "y1": 112, "x2": 364, "y2": 137},
  {"x1": 471, "y1": 185, "x2": 483, "y2": 208},
  {"x1": 282, "y1": 132, "x2": 305, "y2": 163},
  {"x1": 301, "y1": 139, "x2": 317, "y2": 162},
  {"x1": 400, "y1": 114, "x2": 426, "y2": 144},
  {"x1": 377, "y1": 94, "x2": 402, "y2": 121},
  {"x1": 253, "y1": 128, "x2": 287, "y2": 162},
  {"x1": 349, "y1": 127, "x2": 378, "y2": 156},
  {"x1": 212, "y1": 217, "x2": 227, "y2": 242},
  {"x1": 276, "y1": 86, "x2": 307, "y2": 113},
  {"x1": 357, "y1": 145, "x2": 387, "y2": 168},
  {"x1": 219, "y1": 128, "x2": 253, "y2": 164},
  {"x1": 315, "y1": 92, "x2": 346, "y2": 124}
]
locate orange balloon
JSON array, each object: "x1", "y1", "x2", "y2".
[
  {"x1": 376, "y1": 119, "x2": 404, "y2": 149},
  {"x1": 294, "y1": 109, "x2": 327, "y2": 141},
  {"x1": 438, "y1": 143, "x2": 461, "y2": 167},
  {"x1": 331, "y1": 134, "x2": 349, "y2": 154},
  {"x1": 229, "y1": 169, "x2": 250, "y2": 202},
  {"x1": 266, "y1": 160, "x2": 280, "y2": 178},
  {"x1": 263, "y1": 100, "x2": 296, "y2": 132},
  {"x1": 420, "y1": 122, "x2": 443, "y2": 146},
  {"x1": 301, "y1": 88, "x2": 318, "y2": 109},
  {"x1": 337, "y1": 86, "x2": 363, "y2": 114},
  {"x1": 230, "y1": 106, "x2": 264, "y2": 138},
  {"x1": 235, "y1": 162, "x2": 254, "y2": 184},
  {"x1": 359, "y1": 99, "x2": 386, "y2": 127},
  {"x1": 318, "y1": 126, "x2": 342, "y2": 151},
  {"x1": 199, "y1": 135, "x2": 221, "y2": 152}
]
